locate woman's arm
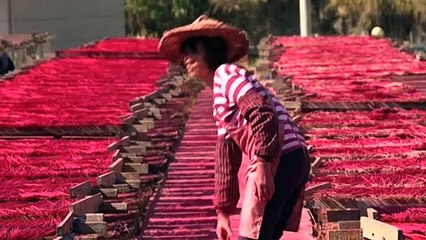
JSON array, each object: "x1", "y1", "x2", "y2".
[
  {"x1": 237, "y1": 89, "x2": 280, "y2": 162},
  {"x1": 215, "y1": 64, "x2": 280, "y2": 162},
  {"x1": 214, "y1": 136, "x2": 242, "y2": 215}
]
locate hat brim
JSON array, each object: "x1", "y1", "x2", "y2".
[{"x1": 159, "y1": 25, "x2": 248, "y2": 65}]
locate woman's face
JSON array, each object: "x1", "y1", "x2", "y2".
[{"x1": 182, "y1": 42, "x2": 212, "y2": 81}]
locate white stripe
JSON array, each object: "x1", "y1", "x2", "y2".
[
  {"x1": 213, "y1": 86, "x2": 222, "y2": 95},
  {"x1": 215, "y1": 64, "x2": 227, "y2": 79},
  {"x1": 220, "y1": 110, "x2": 235, "y2": 121},
  {"x1": 217, "y1": 106, "x2": 225, "y2": 115},
  {"x1": 284, "y1": 133, "x2": 298, "y2": 141},
  {"x1": 214, "y1": 74, "x2": 223, "y2": 85},
  {"x1": 214, "y1": 96, "x2": 227, "y2": 105},
  {"x1": 228, "y1": 64, "x2": 237, "y2": 74},
  {"x1": 220, "y1": 65, "x2": 237, "y2": 94},
  {"x1": 238, "y1": 67, "x2": 246, "y2": 76},
  {"x1": 228, "y1": 76, "x2": 247, "y2": 102},
  {"x1": 282, "y1": 140, "x2": 302, "y2": 150},
  {"x1": 278, "y1": 114, "x2": 290, "y2": 121},
  {"x1": 236, "y1": 82, "x2": 254, "y2": 102},
  {"x1": 218, "y1": 127, "x2": 227, "y2": 136},
  {"x1": 284, "y1": 124, "x2": 293, "y2": 130},
  {"x1": 242, "y1": 118, "x2": 247, "y2": 126},
  {"x1": 275, "y1": 106, "x2": 285, "y2": 112}
]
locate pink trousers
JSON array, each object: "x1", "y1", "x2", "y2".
[{"x1": 237, "y1": 148, "x2": 309, "y2": 240}]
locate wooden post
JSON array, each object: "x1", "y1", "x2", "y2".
[
  {"x1": 69, "y1": 180, "x2": 92, "y2": 198},
  {"x1": 360, "y1": 217, "x2": 403, "y2": 240},
  {"x1": 69, "y1": 193, "x2": 102, "y2": 217},
  {"x1": 56, "y1": 211, "x2": 74, "y2": 236}
]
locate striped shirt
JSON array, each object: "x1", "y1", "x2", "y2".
[
  {"x1": 213, "y1": 63, "x2": 306, "y2": 214},
  {"x1": 213, "y1": 63, "x2": 305, "y2": 155}
]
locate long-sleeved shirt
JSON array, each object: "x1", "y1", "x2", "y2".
[{"x1": 213, "y1": 63, "x2": 305, "y2": 214}]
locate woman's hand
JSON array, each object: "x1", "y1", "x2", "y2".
[
  {"x1": 254, "y1": 161, "x2": 275, "y2": 202},
  {"x1": 216, "y1": 212, "x2": 232, "y2": 240}
]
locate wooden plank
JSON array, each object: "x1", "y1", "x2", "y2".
[
  {"x1": 106, "y1": 141, "x2": 120, "y2": 152},
  {"x1": 108, "y1": 158, "x2": 124, "y2": 173},
  {"x1": 367, "y1": 208, "x2": 379, "y2": 220},
  {"x1": 139, "y1": 118, "x2": 155, "y2": 129},
  {"x1": 124, "y1": 163, "x2": 149, "y2": 174},
  {"x1": 86, "y1": 213, "x2": 104, "y2": 222},
  {"x1": 311, "y1": 157, "x2": 323, "y2": 172},
  {"x1": 161, "y1": 93, "x2": 172, "y2": 101},
  {"x1": 119, "y1": 172, "x2": 140, "y2": 180},
  {"x1": 100, "y1": 202, "x2": 128, "y2": 213},
  {"x1": 118, "y1": 152, "x2": 139, "y2": 159},
  {"x1": 280, "y1": 101, "x2": 301, "y2": 110},
  {"x1": 129, "y1": 96, "x2": 144, "y2": 106},
  {"x1": 70, "y1": 193, "x2": 102, "y2": 217},
  {"x1": 144, "y1": 91, "x2": 161, "y2": 101},
  {"x1": 70, "y1": 180, "x2": 92, "y2": 198},
  {"x1": 112, "y1": 149, "x2": 121, "y2": 161},
  {"x1": 76, "y1": 221, "x2": 107, "y2": 235},
  {"x1": 305, "y1": 182, "x2": 332, "y2": 196},
  {"x1": 97, "y1": 171, "x2": 116, "y2": 187},
  {"x1": 122, "y1": 114, "x2": 135, "y2": 125},
  {"x1": 149, "y1": 108, "x2": 162, "y2": 120},
  {"x1": 99, "y1": 188, "x2": 118, "y2": 198},
  {"x1": 131, "y1": 141, "x2": 152, "y2": 147},
  {"x1": 122, "y1": 145, "x2": 146, "y2": 154},
  {"x1": 113, "y1": 184, "x2": 131, "y2": 193},
  {"x1": 292, "y1": 115, "x2": 302, "y2": 122},
  {"x1": 129, "y1": 103, "x2": 144, "y2": 112},
  {"x1": 123, "y1": 156, "x2": 144, "y2": 163},
  {"x1": 131, "y1": 124, "x2": 148, "y2": 133},
  {"x1": 327, "y1": 208, "x2": 360, "y2": 222},
  {"x1": 56, "y1": 211, "x2": 74, "y2": 236},
  {"x1": 169, "y1": 89, "x2": 181, "y2": 97},
  {"x1": 120, "y1": 136, "x2": 130, "y2": 146},
  {"x1": 125, "y1": 179, "x2": 141, "y2": 189},
  {"x1": 133, "y1": 109, "x2": 148, "y2": 119},
  {"x1": 338, "y1": 220, "x2": 360, "y2": 230},
  {"x1": 327, "y1": 229, "x2": 363, "y2": 240},
  {"x1": 360, "y1": 217, "x2": 403, "y2": 240}
]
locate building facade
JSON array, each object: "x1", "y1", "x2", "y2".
[{"x1": 0, "y1": 0, "x2": 125, "y2": 50}]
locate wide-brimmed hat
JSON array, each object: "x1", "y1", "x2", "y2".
[{"x1": 159, "y1": 15, "x2": 249, "y2": 65}]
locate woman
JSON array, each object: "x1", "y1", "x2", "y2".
[{"x1": 159, "y1": 16, "x2": 310, "y2": 240}]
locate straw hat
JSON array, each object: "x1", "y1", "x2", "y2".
[{"x1": 159, "y1": 15, "x2": 249, "y2": 64}]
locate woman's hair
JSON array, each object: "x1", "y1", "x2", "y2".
[{"x1": 180, "y1": 36, "x2": 228, "y2": 70}]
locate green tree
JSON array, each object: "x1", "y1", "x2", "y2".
[
  {"x1": 125, "y1": 0, "x2": 212, "y2": 37},
  {"x1": 319, "y1": 0, "x2": 426, "y2": 41},
  {"x1": 124, "y1": 0, "x2": 300, "y2": 47}
]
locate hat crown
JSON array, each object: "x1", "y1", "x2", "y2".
[{"x1": 193, "y1": 15, "x2": 209, "y2": 24}]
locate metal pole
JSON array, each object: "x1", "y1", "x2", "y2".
[
  {"x1": 7, "y1": 0, "x2": 12, "y2": 34},
  {"x1": 299, "y1": 0, "x2": 311, "y2": 37}
]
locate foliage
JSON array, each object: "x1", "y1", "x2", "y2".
[
  {"x1": 124, "y1": 0, "x2": 299, "y2": 46},
  {"x1": 320, "y1": 0, "x2": 426, "y2": 40},
  {"x1": 125, "y1": 0, "x2": 426, "y2": 44}
]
